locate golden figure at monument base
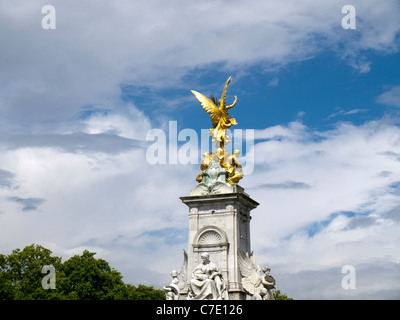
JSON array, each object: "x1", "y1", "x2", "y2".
[{"x1": 191, "y1": 77, "x2": 243, "y2": 185}]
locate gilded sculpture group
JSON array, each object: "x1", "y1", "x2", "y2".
[
  {"x1": 192, "y1": 77, "x2": 243, "y2": 185},
  {"x1": 196, "y1": 149, "x2": 243, "y2": 185}
]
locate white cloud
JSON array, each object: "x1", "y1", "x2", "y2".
[
  {"x1": 267, "y1": 77, "x2": 279, "y2": 87},
  {"x1": 377, "y1": 85, "x2": 400, "y2": 108},
  {"x1": 328, "y1": 108, "x2": 368, "y2": 119},
  {"x1": 79, "y1": 104, "x2": 152, "y2": 141},
  {"x1": 254, "y1": 121, "x2": 309, "y2": 141},
  {"x1": 349, "y1": 59, "x2": 371, "y2": 74}
]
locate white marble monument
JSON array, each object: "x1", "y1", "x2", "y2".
[
  {"x1": 180, "y1": 163, "x2": 259, "y2": 300},
  {"x1": 163, "y1": 77, "x2": 275, "y2": 300}
]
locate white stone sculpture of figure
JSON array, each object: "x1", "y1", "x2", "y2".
[
  {"x1": 163, "y1": 270, "x2": 180, "y2": 300},
  {"x1": 163, "y1": 250, "x2": 188, "y2": 300},
  {"x1": 189, "y1": 252, "x2": 228, "y2": 300},
  {"x1": 237, "y1": 249, "x2": 276, "y2": 300},
  {"x1": 260, "y1": 266, "x2": 275, "y2": 300},
  {"x1": 208, "y1": 161, "x2": 219, "y2": 183},
  {"x1": 190, "y1": 160, "x2": 235, "y2": 196}
]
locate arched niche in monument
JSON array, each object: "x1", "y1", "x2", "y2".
[{"x1": 192, "y1": 226, "x2": 229, "y2": 283}]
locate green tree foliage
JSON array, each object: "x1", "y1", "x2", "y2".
[
  {"x1": 273, "y1": 289, "x2": 293, "y2": 300},
  {"x1": 111, "y1": 284, "x2": 165, "y2": 300},
  {"x1": 0, "y1": 253, "x2": 13, "y2": 299},
  {"x1": 0, "y1": 244, "x2": 62, "y2": 300},
  {"x1": 60, "y1": 250, "x2": 125, "y2": 299},
  {"x1": 0, "y1": 244, "x2": 164, "y2": 300}
]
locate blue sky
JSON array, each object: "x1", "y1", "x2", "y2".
[{"x1": 1, "y1": 0, "x2": 400, "y2": 299}]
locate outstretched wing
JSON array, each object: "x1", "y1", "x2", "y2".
[
  {"x1": 191, "y1": 90, "x2": 221, "y2": 127},
  {"x1": 237, "y1": 249, "x2": 261, "y2": 295},
  {"x1": 178, "y1": 249, "x2": 188, "y2": 290},
  {"x1": 220, "y1": 76, "x2": 231, "y2": 110}
]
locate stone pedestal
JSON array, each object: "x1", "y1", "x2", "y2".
[{"x1": 180, "y1": 189, "x2": 259, "y2": 300}]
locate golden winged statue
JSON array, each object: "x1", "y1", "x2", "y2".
[
  {"x1": 191, "y1": 77, "x2": 243, "y2": 185},
  {"x1": 191, "y1": 76, "x2": 238, "y2": 150}
]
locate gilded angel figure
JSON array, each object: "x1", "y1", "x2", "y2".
[{"x1": 191, "y1": 76, "x2": 238, "y2": 149}]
